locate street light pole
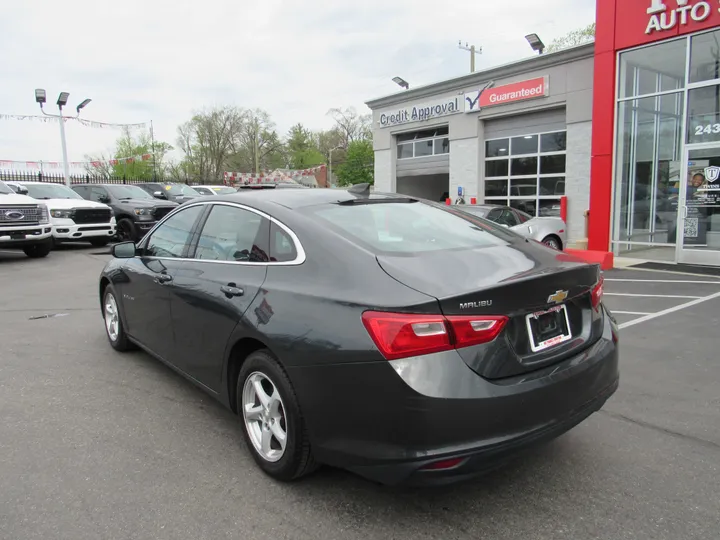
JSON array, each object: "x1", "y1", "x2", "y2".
[
  {"x1": 34, "y1": 89, "x2": 92, "y2": 189},
  {"x1": 57, "y1": 104, "x2": 71, "y2": 189}
]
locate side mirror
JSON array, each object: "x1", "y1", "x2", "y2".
[
  {"x1": 16, "y1": 185, "x2": 29, "y2": 195},
  {"x1": 99, "y1": 196, "x2": 111, "y2": 204},
  {"x1": 153, "y1": 191, "x2": 166, "y2": 199},
  {"x1": 112, "y1": 241, "x2": 137, "y2": 258},
  {"x1": 500, "y1": 224, "x2": 509, "y2": 228}
]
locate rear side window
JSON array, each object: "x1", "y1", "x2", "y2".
[
  {"x1": 306, "y1": 201, "x2": 512, "y2": 254},
  {"x1": 269, "y1": 222, "x2": 297, "y2": 262}
]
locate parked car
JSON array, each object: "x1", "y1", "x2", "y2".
[
  {"x1": 7, "y1": 181, "x2": 116, "y2": 248},
  {"x1": 98, "y1": 185, "x2": 618, "y2": 486},
  {"x1": 455, "y1": 204, "x2": 567, "y2": 250},
  {"x1": 193, "y1": 185, "x2": 238, "y2": 196},
  {"x1": 71, "y1": 184, "x2": 177, "y2": 242},
  {"x1": 0, "y1": 180, "x2": 53, "y2": 258},
  {"x1": 136, "y1": 182, "x2": 202, "y2": 204}
]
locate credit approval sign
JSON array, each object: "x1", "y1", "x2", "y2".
[{"x1": 464, "y1": 77, "x2": 548, "y2": 113}]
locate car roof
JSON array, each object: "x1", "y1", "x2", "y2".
[{"x1": 212, "y1": 187, "x2": 415, "y2": 210}]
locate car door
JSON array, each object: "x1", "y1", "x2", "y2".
[
  {"x1": 120, "y1": 204, "x2": 205, "y2": 360},
  {"x1": 169, "y1": 202, "x2": 269, "y2": 390}
]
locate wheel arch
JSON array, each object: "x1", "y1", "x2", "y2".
[
  {"x1": 225, "y1": 336, "x2": 276, "y2": 414},
  {"x1": 542, "y1": 234, "x2": 563, "y2": 250}
]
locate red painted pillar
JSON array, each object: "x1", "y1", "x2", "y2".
[
  {"x1": 560, "y1": 196, "x2": 568, "y2": 223},
  {"x1": 588, "y1": 0, "x2": 617, "y2": 252}
]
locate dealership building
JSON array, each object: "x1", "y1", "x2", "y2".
[{"x1": 365, "y1": 0, "x2": 720, "y2": 268}]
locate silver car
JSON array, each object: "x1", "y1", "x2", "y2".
[{"x1": 455, "y1": 204, "x2": 567, "y2": 250}]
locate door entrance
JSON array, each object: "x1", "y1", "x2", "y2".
[{"x1": 677, "y1": 145, "x2": 720, "y2": 266}]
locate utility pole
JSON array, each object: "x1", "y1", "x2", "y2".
[
  {"x1": 150, "y1": 120, "x2": 157, "y2": 180},
  {"x1": 458, "y1": 41, "x2": 482, "y2": 73}
]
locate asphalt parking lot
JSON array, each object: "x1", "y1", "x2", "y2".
[{"x1": 1, "y1": 246, "x2": 719, "y2": 540}]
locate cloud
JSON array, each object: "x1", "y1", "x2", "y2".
[{"x1": 0, "y1": 0, "x2": 595, "y2": 168}]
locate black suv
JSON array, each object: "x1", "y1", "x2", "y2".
[
  {"x1": 72, "y1": 184, "x2": 178, "y2": 242},
  {"x1": 136, "y1": 182, "x2": 202, "y2": 204}
]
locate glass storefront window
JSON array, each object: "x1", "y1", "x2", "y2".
[
  {"x1": 618, "y1": 38, "x2": 686, "y2": 99},
  {"x1": 613, "y1": 92, "x2": 683, "y2": 254},
  {"x1": 686, "y1": 85, "x2": 720, "y2": 144},
  {"x1": 486, "y1": 139, "x2": 509, "y2": 157},
  {"x1": 484, "y1": 130, "x2": 566, "y2": 216},
  {"x1": 396, "y1": 127, "x2": 449, "y2": 160},
  {"x1": 689, "y1": 29, "x2": 720, "y2": 83},
  {"x1": 510, "y1": 135, "x2": 538, "y2": 155}
]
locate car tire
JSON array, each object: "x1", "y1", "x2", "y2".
[
  {"x1": 23, "y1": 241, "x2": 52, "y2": 258},
  {"x1": 116, "y1": 218, "x2": 137, "y2": 242},
  {"x1": 90, "y1": 238, "x2": 109, "y2": 247},
  {"x1": 237, "y1": 350, "x2": 318, "y2": 481},
  {"x1": 542, "y1": 235, "x2": 562, "y2": 250},
  {"x1": 102, "y1": 285, "x2": 134, "y2": 352}
]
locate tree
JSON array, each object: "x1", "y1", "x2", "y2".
[
  {"x1": 336, "y1": 140, "x2": 374, "y2": 186},
  {"x1": 326, "y1": 107, "x2": 372, "y2": 147},
  {"x1": 84, "y1": 128, "x2": 173, "y2": 180},
  {"x1": 546, "y1": 23, "x2": 596, "y2": 53},
  {"x1": 286, "y1": 123, "x2": 325, "y2": 169},
  {"x1": 228, "y1": 108, "x2": 286, "y2": 173}
]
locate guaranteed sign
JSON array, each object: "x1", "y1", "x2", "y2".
[
  {"x1": 465, "y1": 77, "x2": 548, "y2": 113},
  {"x1": 378, "y1": 97, "x2": 461, "y2": 128}
]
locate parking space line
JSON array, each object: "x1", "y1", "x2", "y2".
[
  {"x1": 605, "y1": 279, "x2": 720, "y2": 285},
  {"x1": 611, "y1": 311, "x2": 652, "y2": 315},
  {"x1": 618, "y1": 291, "x2": 720, "y2": 330},
  {"x1": 605, "y1": 293, "x2": 703, "y2": 299}
]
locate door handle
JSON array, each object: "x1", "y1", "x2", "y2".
[
  {"x1": 155, "y1": 273, "x2": 173, "y2": 284},
  {"x1": 683, "y1": 205, "x2": 689, "y2": 219},
  {"x1": 220, "y1": 284, "x2": 244, "y2": 297}
]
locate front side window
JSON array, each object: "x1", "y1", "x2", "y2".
[
  {"x1": 194, "y1": 205, "x2": 270, "y2": 262},
  {"x1": 89, "y1": 186, "x2": 109, "y2": 203},
  {"x1": 0, "y1": 181, "x2": 13, "y2": 195},
  {"x1": 167, "y1": 184, "x2": 201, "y2": 197},
  {"x1": 144, "y1": 205, "x2": 204, "y2": 258}
]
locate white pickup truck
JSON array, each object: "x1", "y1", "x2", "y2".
[
  {"x1": 0, "y1": 180, "x2": 53, "y2": 258},
  {"x1": 7, "y1": 181, "x2": 116, "y2": 247}
]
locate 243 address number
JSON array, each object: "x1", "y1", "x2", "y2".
[{"x1": 694, "y1": 123, "x2": 720, "y2": 136}]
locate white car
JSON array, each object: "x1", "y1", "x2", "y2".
[
  {"x1": 0, "y1": 180, "x2": 53, "y2": 258},
  {"x1": 7, "y1": 181, "x2": 116, "y2": 248},
  {"x1": 192, "y1": 185, "x2": 238, "y2": 196},
  {"x1": 456, "y1": 204, "x2": 567, "y2": 250}
]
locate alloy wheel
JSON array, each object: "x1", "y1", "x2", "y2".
[
  {"x1": 242, "y1": 372, "x2": 288, "y2": 462},
  {"x1": 104, "y1": 293, "x2": 120, "y2": 342},
  {"x1": 543, "y1": 237, "x2": 561, "y2": 250}
]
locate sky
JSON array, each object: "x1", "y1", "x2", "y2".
[{"x1": 0, "y1": 0, "x2": 595, "y2": 172}]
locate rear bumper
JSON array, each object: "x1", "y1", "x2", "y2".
[
  {"x1": 350, "y1": 376, "x2": 617, "y2": 486},
  {"x1": 290, "y1": 306, "x2": 619, "y2": 486}
]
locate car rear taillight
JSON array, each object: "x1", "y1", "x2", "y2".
[
  {"x1": 362, "y1": 311, "x2": 508, "y2": 361},
  {"x1": 446, "y1": 315, "x2": 508, "y2": 348},
  {"x1": 591, "y1": 277, "x2": 604, "y2": 310}
]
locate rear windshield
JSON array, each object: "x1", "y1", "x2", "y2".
[{"x1": 305, "y1": 200, "x2": 516, "y2": 255}]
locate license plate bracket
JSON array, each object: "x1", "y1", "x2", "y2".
[{"x1": 525, "y1": 304, "x2": 572, "y2": 353}]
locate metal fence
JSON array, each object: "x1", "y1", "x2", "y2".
[{"x1": 0, "y1": 171, "x2": 175, "y2": 185}]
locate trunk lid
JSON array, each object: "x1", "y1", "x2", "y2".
[{"x1": 376, "y1": 242, "x2": 604, "y2": 379}]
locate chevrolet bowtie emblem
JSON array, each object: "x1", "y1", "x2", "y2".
[{"x1": 547, "y1": 290, "x2": 568, "y2": 304}]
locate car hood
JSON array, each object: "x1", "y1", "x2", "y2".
[
  {"x1": 39, "y1": 198, "x2": 111, "y2": 210},
  {"x1": 0, "y1": 193, "x2": 41, "y2": 205}
]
